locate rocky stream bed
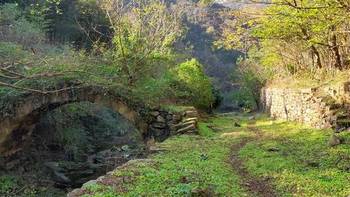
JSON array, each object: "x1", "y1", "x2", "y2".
[{"x1": 0, "y1": 102, "x2": 146, "y2": 196}]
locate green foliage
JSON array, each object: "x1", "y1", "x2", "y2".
[
  {"x1": 0, "y1": 176, "x2": 17, "y2": 195},
  {"x1": 102, "y1": 0, "x2": 183, "y2": 84},
  {"x1": 231, "y1": 57, "x2": 272, "y2": 111},
  {"x1": 0, "y1": 3, "x2": 45, "y2": 47},
  {"x1": 219, "y1": 0, "x2": 350, "y2": 86},
  {"x1": 174, "y1": 59, "x2": 215, "y2": 110},
  {"x1": 132, "y1": 72, "x2": 178, "y2": 105},
  {"x1": 197, "y1": 122, "x2": 215, "y2": 137},
  {"x1": 240, "y1": 119, "x2": 350, "y2": 196},
  {"x1": 83, "y1": 134, "x2": 246, "y2": 196},
  {"x1": 231, "y1": 88, "x2": 257, "y2": 112},
  {"x1": 0, "y1": 42, "x2": 31, "y2": 64}
]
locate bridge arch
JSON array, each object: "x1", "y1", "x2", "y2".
[{"x1": 0, "y1": 86, "x2": 148, "y2": 155}]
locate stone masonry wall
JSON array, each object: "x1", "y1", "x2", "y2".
[{"x1": 261, "y1": 82, "x2": 350, "y2": 129}]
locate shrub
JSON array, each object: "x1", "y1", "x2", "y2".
[
  {"x1": 231, "y1": 57, "x2": 272, "y2": 111},
  {"x1": 0, "y1": 3, "x2": 45, "y2": 48},
  {"x1": 174, "y1": 59, "x2": 215, "y2": 110}
]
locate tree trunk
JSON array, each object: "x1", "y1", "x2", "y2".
[
  {"x1": 301, "y1": 27, "x2": 323, "y2": 69},
  {"x1": 311, "y1": 45, "x2": 323, "y2": 69},
  {"x1": 331, "y1": 27, "x2": 343, "y2": 70}
]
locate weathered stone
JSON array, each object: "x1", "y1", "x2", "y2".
[
  {"x1": 183, "y1": 117, "x2": 198, "y2": 122},
  {"x1": 261, "y1": 84, "x2": 350, "y2": 129},
  {"x1": 234, "y1": 122, "x2": 241, "y2": 127},
  {"x1": 151, "y1": 128, "x2": 166, "y2": 137},
  {"x1": 172, "y1": 114, "x2": 182, "y2": 122},
  {"x1": 328, "y1": 135, "x2": 342, "y2": 147},
  {"x1": 121, "y1": 145, "x2": 130, "y2": 151},
  {"x1": 267, "y1": 147, "x2": 279, "y2": 152},
  {"x1": 156, "y1": 115, "x2": 166, "y2": 123},
  {"x1": 5, "y1": 159, "x2": 20, "y2": 170},
  {"x1": 248, "y1": 116, "x2": 255, "y2": 121},
  {"x1": 166, "y1": 114, "x2": 173, "y2": 121},
  {"x1": 186, "y1": 111, "x2": 198, "y2": 117},
  {"x1": 152, "y1": 122, "x2": 167, "y2": 129},
  {"x1": 176, "y1": 124, "x2": 196, "y2": 134},
  {"x1": 304, "y1": 160, "x2": 320, "y2": 168},
  {"x1": 150, "y1": 111, "x2": 160, "y2": 117},
  {"x1": 82, "y1": 180, "x2": 98, "y2": 188}
]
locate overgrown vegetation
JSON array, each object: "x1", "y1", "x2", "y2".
[
  {"x1": 75, "y1": 114, "x2": 350, "y2": 196},
  {"x1": 0, "y1": 1, "x2": 217, "y2": 110},
  {"x1": 215, "y1": 0, "x2": 350, "y2": 109},
  {"x1": 78, "y1": 116, "x2": 248, "y2": 196}
]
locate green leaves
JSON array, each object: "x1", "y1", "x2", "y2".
[
  {"x1": 104, "y1": 0, "x2": 184, "y2": 85},
  {"x1": 220, "y1": 0, "x2": 350, "y2": 77},
  {"x1": 174, "y1": 59, "x2": 215, "y2": 110}
]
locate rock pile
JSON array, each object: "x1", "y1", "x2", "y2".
[
  {"x1": 171, "y1": 107, "x2": 199, "y2": 135},
  {"x1": 147, "y1": 107, "x2": 199, "y2": 141}
]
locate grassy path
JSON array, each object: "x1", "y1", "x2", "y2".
[
  {"x1": 70, "y1": 113, "x2": 350, "y2": 197},
  {"x1": 229, "y1": 120, "x2": 277, "y2": 197}
]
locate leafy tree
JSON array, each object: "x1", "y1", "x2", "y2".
[
  {"x1": 0, "y1": 3, "x2": 45, "y2": 47},
  {"x1": 219, "y1": 0, "x2": 350, "y2": 73},
  {"x1": 174, "y1": 59, "x2": 215, "y2": 109},
  {"x1": 100, "y1": 0, "x2": 184, "y2": 85}
]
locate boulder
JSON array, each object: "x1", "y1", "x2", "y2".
[
  {"x1": 328, "y1": 135, "x2": 343, "y2": 147},
  {"x1": 152, "y1": 122, "x2": 167, "y2": 129}
]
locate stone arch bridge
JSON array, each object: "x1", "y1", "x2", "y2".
[
  {"x1": 0, "y1": 86, "x2": 150, "y2": 156},
  {"x1": 0, "y1": 85, "x2": 199, "y2": 156}
]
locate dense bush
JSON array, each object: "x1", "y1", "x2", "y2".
[
  {"x1": 0, "y1": 3, "x2": 45, "y2": 48},
  {"x1": 231, "y1": 57, "x2": 272, "y2": 112},
  {"x1": 173, "y1": 59, "x2": 215, "y2": 110}
]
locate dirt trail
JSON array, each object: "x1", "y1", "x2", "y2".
[{"x1": 229, "y1": 120, "x2": 278, "y2": 197}]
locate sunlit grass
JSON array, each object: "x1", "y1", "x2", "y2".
[
  {"x1": 80, "y1": 114, "x2": 350, "y2": 197},
  {"x1": 240, "y1": 117, "x2": 350, "y2": 196},
  {"x1": 82, "y1": 117, "x2": 248, "y2": 196}
]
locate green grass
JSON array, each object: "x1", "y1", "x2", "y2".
[
  {"x1": 122, "y1": 135, "x2": 245, "y2": 196},
  {"x1": 77, "y1": 114, "x2": 350, "y2": 197},
  {"x1": 267, "y1": 69, "x2": 350, "y2": 89},
  {"x1": 80, "y1": 115, "x2": 248, "y2": 196},
  {"x1": 240, "y1": 118, "x2": 350, "y2": 196},
  {"x1": 160, "y1": 105, "x2": 194, "y2": 113}
]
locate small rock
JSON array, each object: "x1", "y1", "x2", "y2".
[
  {"x1": 150, "y1": 111, "x2": 160, "y2": 117},
  {"x1": 156, "y1": 115, "x2": 166, "y2": 123},
  {"x1": 82, "y1": 180, "x2": 97, "y2": 188},
  {"x1": 191, "y1": 186, "x2": 215, "y2": 196},
  {"x1": 248, "y1": 116, "x2": 256, "y2": 120},
  {"x1": 44, "y1": 162, "x2": 62, "y2": 171},
  {"x1": 200, "y1": 153, "x2": 208, "y2": 161},
  {"x1": 53, "y1": 171, "x2": 71, "y2": 184},
  {"x1": 166, "y1": 114, "x2": 173, "y2": 121},
  {"x1": 152, "y1": 128, "x2": 165, "y2": 137},
  {"x1": 328, "y1": 135, "x2": 343, "y2": 147},
  {"x1": 152, "y1": 122, "x2": 167, "y2": 129},
  {"x1": 180, "y1": 176, "x2": 189, "y2": 183},
  {"x1": 267, "y1": 147, "x2": 280, "y2": 152},
  {"x1": 121, "y1": 145, "x2": 130, "y2": 151},
  {"x1": 305, "y1": 160, "x2": 320, "y2": 167},
  {"x1": 335, "y1": 126, "x2": 346, "y2": 133},
  {"x1": 234, "y1": 122, "x2": 241, "y2": 127}
]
